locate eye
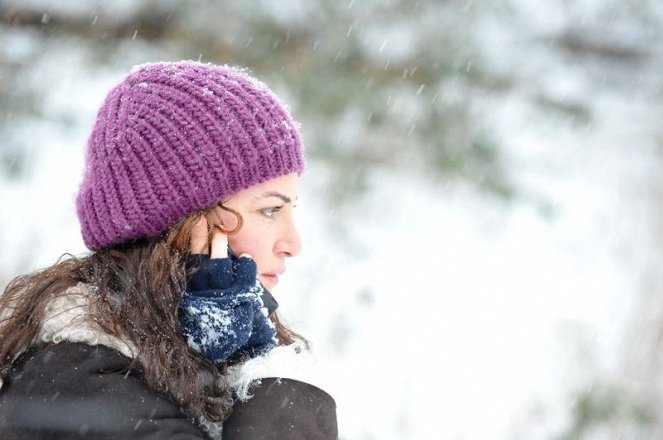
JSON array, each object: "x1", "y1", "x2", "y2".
[{"x1": 261, "y1": 205, "x2": 283, "y2": 218}]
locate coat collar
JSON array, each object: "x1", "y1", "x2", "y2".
[{"x1": 39, "y1": 282, "x2": 136, "y2": 359}]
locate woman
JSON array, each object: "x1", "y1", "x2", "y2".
[{"x1": 0, "y1": 61, "x2": 337, "y2": 439}]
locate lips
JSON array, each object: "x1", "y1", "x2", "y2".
[
  {"x1": 261, "y1": 274, "x2": 278, "y2": 288},
  {"x1": 261, "y1": 269, "x2": 284, "y2": 288}
]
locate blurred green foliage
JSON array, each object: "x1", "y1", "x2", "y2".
[
  {"x1": 0, "y1": 0, "x2": 513, "y2": 201},
  {"x1": 559, "y1": 385, "x2": 656, "y2": 439}
]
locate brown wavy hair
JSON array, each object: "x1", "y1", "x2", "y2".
[{"x1": 0, "y1": 206, "x2": 304, "y2": 422}]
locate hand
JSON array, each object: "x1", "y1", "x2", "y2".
[
  {"x1": 178, "y1": 216, "x2": 277, "y2": 364},
  {"x1": 189, "y1": 213, "x2": 228, "y2": 258},
  {"x1": 185, "y1": 216, "x2": 257, "y2": 303}
]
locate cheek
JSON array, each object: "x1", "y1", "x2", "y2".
[
  {"x1": 227, "y1": 233, "x2": 254, "y2": 257},
  {"x1": 228, "y1": 232, "x2": 268, "y2": 268}
]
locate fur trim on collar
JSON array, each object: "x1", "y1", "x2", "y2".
[
  {"x1": 39, "y1": 283, "x2": 136, "y2": 358},
  {"x1": 225, "y1": 340, "x2": 316, "y2": 400},
  {"x1": 34, "y1": 283, "x2": 328, "y2": 394},
  {"x1": 1, "y1": 282, "x2": 329, "y2": 439}
]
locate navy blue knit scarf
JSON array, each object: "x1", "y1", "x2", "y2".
[{"x1": 178, "y1": 253, "x2": 278, "y2": 364}]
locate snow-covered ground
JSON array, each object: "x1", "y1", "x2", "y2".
[
  {"x1": 288, "y1": 130, "x2": 651, "y2": 438},
  {"x1": 1, "y1": 1, "x2": 662, "y2": 439}
]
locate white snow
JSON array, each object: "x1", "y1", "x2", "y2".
[{"x1": 1, "y1": 0, "x2": 662, "y2": 438}]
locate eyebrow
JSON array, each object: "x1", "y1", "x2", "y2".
[{"x1": 259, "y1": 191, "x2": 293, "y2": 204}]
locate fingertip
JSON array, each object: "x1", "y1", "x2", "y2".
[
  {"x1": 239, "y1": 253, "x2": 253, "y2": 259},
  {"x1": 192, "y1": 215, "x2": 206, "y2": 228},
  {"x1": 210, "y1": 228, "x2": 229, "y2": 259},
  {"x1": 237, "y1": 256, "x2": 257, "y2": 268},
  {"x1": 235, "y1": 256, "x2": 258, "y2": 284}
]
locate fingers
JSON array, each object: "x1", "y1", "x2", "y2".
[
  {"x1": 190, "y1": 216, "x2": 209, "y2": 255},
  {"x1": 233, "y1": 255, "x2": 258, "y2": 287},
  {"x1": 189, "y1": 215, "x2": 229, "y2": 258},
  {"x1": 186, "y1": 255, "x2": 210, "y2": 292},
  {"x1": 210, "y1": 225, "x2": 229, "y2": 259},
  {"x1": 208, "y1": 258, "x2": 234, "y2": 290}
]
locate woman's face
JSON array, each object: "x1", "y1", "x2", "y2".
[{"x1": 218, "y1": 172, "x2": 301, "y2": 291}]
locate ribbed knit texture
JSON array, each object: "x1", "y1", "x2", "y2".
[{"x1": 76, "y1": 61, "x2": 305, "y2": 250}]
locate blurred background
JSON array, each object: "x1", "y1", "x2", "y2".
[{"x1": 1, "y1": 0, "x2": 662, "y2": 438}]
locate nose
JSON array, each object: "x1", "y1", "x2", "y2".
[{"x1": 275, "y1": 214, "x2": 302, "y2": 258}]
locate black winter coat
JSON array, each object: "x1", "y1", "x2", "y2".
[{"x1": 0, "y1": 343, "x2": 338, "y2": 439}]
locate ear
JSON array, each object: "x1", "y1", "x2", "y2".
[{"x1": 214, "y1": 204, "x2": 244, "y2": 235}]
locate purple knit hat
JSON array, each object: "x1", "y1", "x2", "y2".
[{"x1": 76, "y1": 61, "x2": 305, "y2": 250}]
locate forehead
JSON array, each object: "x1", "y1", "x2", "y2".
[{"x1": 235, "y1": 173, "x2": 300, "y2": 202}]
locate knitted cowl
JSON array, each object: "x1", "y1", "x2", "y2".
[{"x1": 76, "y1": 61, "x2": 305, "y2": 250}]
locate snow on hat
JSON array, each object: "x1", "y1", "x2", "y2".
[{"x1": 76, "y1": 61, "x2": 305, "y2": 250}]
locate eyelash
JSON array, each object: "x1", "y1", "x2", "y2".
[{"x1": 261, "y1": 205, "x2": 283, "y2": 218}]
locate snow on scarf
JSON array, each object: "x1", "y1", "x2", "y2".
[{"x1": 179, "y1": 254, "x2": 278, "y2": 364}]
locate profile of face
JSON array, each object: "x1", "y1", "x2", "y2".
[{"x1": 216, "y1": 172, "x2": 301, "y2": 291}]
